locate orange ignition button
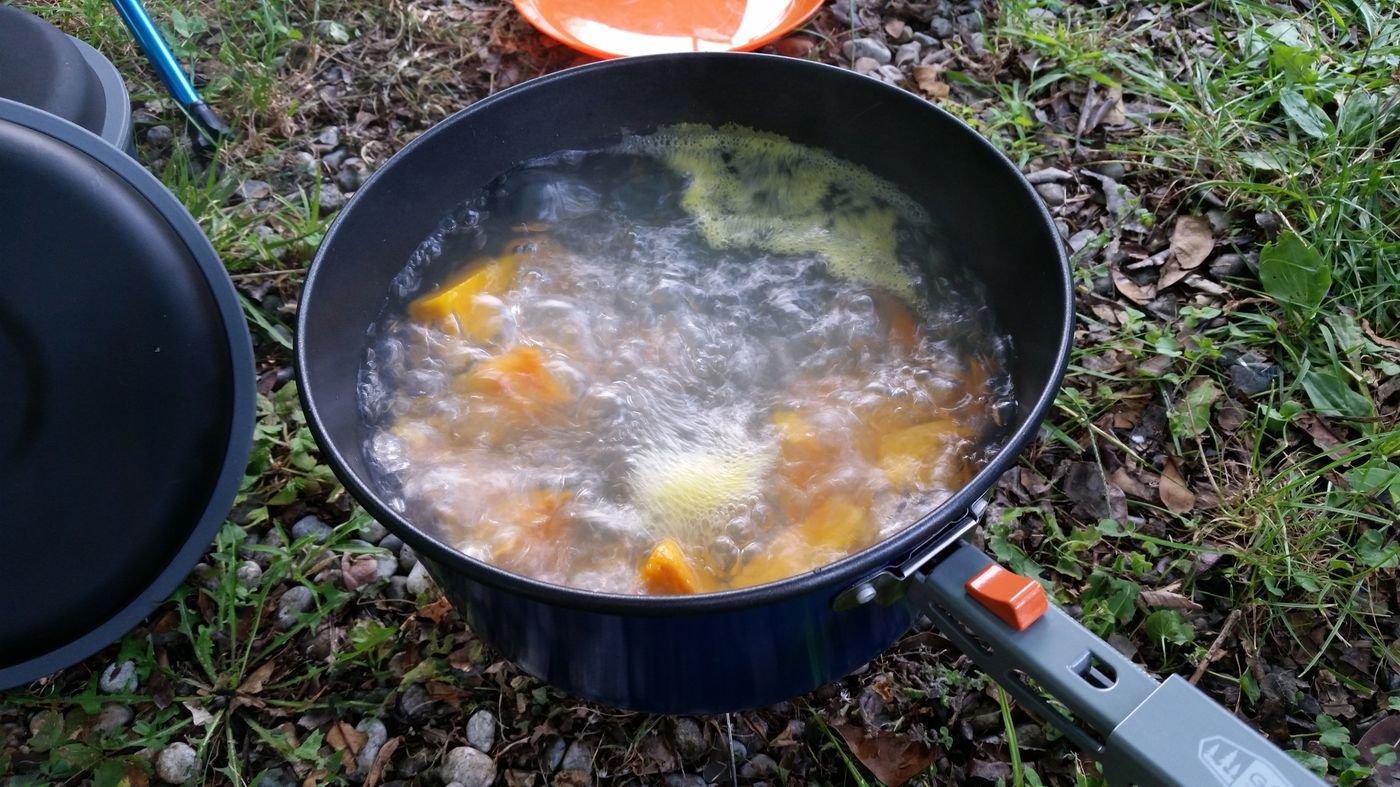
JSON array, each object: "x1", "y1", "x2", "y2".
[{"x1": 965, "y1": 564, "x2": 1048, "y2": 631}]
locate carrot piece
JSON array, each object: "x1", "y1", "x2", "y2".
[
  {"x1": 407, "y1": 255, "x2": 518, "y2": 339},
  {"x1": 459, "y1": 346, "x2": 570, "y2": 410},
  {"x1": 876, "y1": 419, "x2": 970, "y2": 491},
  {"x1": 796, "y1": 496, "x2": 874, "y2": 554},
  {"x1": 641, "y1": 539, "x2": 706, "y2": 595}
]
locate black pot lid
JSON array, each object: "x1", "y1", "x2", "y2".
[{"x1": 0, "y1": 99, "x2": 253, "y2": 688}]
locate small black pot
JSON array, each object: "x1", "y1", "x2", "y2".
[{"x1": 296, "y1": 53, "x2": 1071, "y2": 714}]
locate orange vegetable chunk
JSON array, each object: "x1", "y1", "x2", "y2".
[
  {"x1": 641, "y1": 538, "x2": 707, "y2": 595},
  {"x1": 459, "y1": 346, "x2": 570, "y2": 412},
  {"x1": 797, "y1": 496, "x2": 874, "y2": 554},
  {"x1": 407, "y1": 255, "x2": 518, "y2": 339},
  {"x1": 876, "y1": 419, "x2": 968, "y2": 491}
]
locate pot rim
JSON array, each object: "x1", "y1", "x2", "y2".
[{"x1": 296, "y1": 51, "x2": 1072, "y2": 616}]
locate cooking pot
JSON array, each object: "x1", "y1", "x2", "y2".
[{"x1": 297, "y1": 54, "x2": 1323, "y2": 785}]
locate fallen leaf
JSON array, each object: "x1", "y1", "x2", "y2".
[
  {"x1": 417, "y1": 597, "x2": 454, "y2": 623},
  {"x1": 1110, "y1": 467, "x2": 1154, "y2": 500},
  {"x1": 1362, "y1": 318, "x2": 1400, "y2": 351},
  {"x1": 363, "y1": 737, "x2": 401, "y2": 787},
  {"x1": 1140, "y1": 587, "x2": 1204, "y2": 612},
  {"x1": 969, "y1": 760, "x2": 1013, "y2": 782},
  {"x1": 1158, "y1": 457, "x2": 1195, "y2": 514},
  {"x1": 327, "y1": 721, "x2": 368, "y2": 756},
  {"x1": 884, "y1": 19, "x2": 906, "y2": 39},
  {"x1": 833, "y1": 723, "x2": 936, "y2": 787},
  {"x1": 183, "y1": 701, "x2": 214, "y2": 727},
  {"x1": 911, "y1": 65, "x2": 949, "y2": 99},
  {"x1": 238, "y1": 660, "x2": 277, "y2": 695},
  {"x1": 1159, "y1": 215, "x2": 1214, "y2": 288},
  {"x1": 1111, "y1": 264, "x2": 1157, "y2": 305},
  {"x1": 1063, "y1": 461, "x2": 1128, "y2": 522},
  {"x1": 1103, "y1": 86, "x2": 1127, "y2": 125},
  {"x1": 301, "y1": 768, "x2": 329, "y2": 787}
]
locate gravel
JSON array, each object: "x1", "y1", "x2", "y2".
[
  {"x1": 156, "y1": 742, "x2": 198, "y2": 784},
  {"x1": 1035, "y1": 182, "x2": 1067, "y2": 206},
  {"x1": 275, "y1": 585, "x2": 314, "y2": 630},
  {"x1": 1026, "y1": 167, "x2": 1074, "y2": 184},
  {"x1": 662, "y1": 775, "x2": 706, "y2": 787},
  {"x1": 235, "y1": 560, "x2": 263, "y2": 588},
  {"x1": 93, "y1": 703, "x2": 133, "y2": 735},
  {"x1": 373, "y1": 552, "x2": 398, "y2": 581},
  {"x1": 335, "y1": 162, "x2": 367, "y2": 193},
  {"x1": 355, "y1": 717, "x2": 388, "y2": 774},
  {"x1": 316, "y1": 126, "x2": 340, "y2": 148},
  {"x1": 852, "y1": 56, "x2": 881, "y2": 76},
  {"x1": 894, "y1": 41, "x2": 922, "y2": 65},
  {"x1": 385, "y1": 576, "x2": 409, "y2": 600},
  {"x1": 318, "y1": 183, "x2": 347, "y2": 212},
  {"x1": 672, "y1": 717, "x2": 707, "y2": 761},
  {"x1": 405, "y1": 562, "x2": 434, "y2": 595},
  {"x1": 845, "y1": 37, "x2": 892, "y2": 64},
  {"x1": 466, "y1": 709, "x2": 497, "y2": 753},
  {"x1": 358, "y1": 518, "x2": 388, "y2": 544},
  {"x1": 99, "y1": 660, "x2": 138, "y2": 693},
  {"x1": 1209, "y1": 253, "x2": 1250, "y2": 279},
  {"x1": 440, "y1": 746, "x2": 496, "y2": 787},
  {"x1": 560, "y1": 739, "x2": 595, "y2": 773},
  {"x1": 398, "y1": 543, "x2": 419, "y2": 573},
  {"x1": 237, "y1": 179, "x2": 272, "y2": 201},
  {"x1": 930, "y1": 17, "x2": 955, "y2": 38},
  {"x1": 542, "y1": 736, "x2": 567, "y2": 772},
  {"x1": 145, "y1": 125, "x2": 174, "y2": 146},
  {"x1": 291, "y1": 515, "x2": 333, "y2": 544},
  {"x1": 740, "y1": 753, "x2": 779, "y2": 779},
  {"x1": 379, "y1": 534, "x2": 404, "y2": 554},
  {"x1": 398, "y1": 683, "x2": 433, "y2": 722}
]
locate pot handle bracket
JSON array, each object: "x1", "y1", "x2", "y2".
[
  {"x1": 832, "y1": 497, "x2": 989, "y2": 612},
  {"x1": 908, "y1": 542, "x2": 1325, "y2": 787}
]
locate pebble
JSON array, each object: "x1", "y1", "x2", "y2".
[
  {"x1": 321, "y1": 149, "x2": 349, "y2": 170},
  {"x1": 1026, "y1": 6, "x2": 1057, "y2": 20},
  {"x1": 255, "y1": 767, "x2": 296, "y2": 787},
  {"x1": 359, "y1": 519, "x2": 389, "y2": 544},
  {"x1": 145, "y1": 125, "x2": 174, "y2": 146},
  {"x1": 398, "y1": 684, "x2": 433, "y2": 722},
  {"x1": 373, "y1": 552, "x2": 398, "y2": 581},
  {"x1": 292, "y1": 515, "x2": 333, "y2": 544},
  {"x1": 1224, "y1": 351, "x2": 1279, "y2": 396},
  {"x1": 405, "y1": 562, "x2": 434, "y2": 595},
  {"x1": 1068, "y1": 229, "x2": 1100, "y2": 252},
  {"x1": 156, "y1": 742, "x2": 198, "y2": 784},
  {"x1": 398, "y1": 543, "x2": 419, "y2": 574},
  {"x1": 876, "y1": 65, "x2": 905, "y2": 84},
  {"x1": 663, "y1": 775, "x2": 706, "y2": 787},
  {"x1": 966, "y1": 32, "x2": 987, "y2": 55},
  {"x1": 93, "y1": 703, "x2": 133, "y2": 735},
  {"x1": 235, "y1": 560, "x2": 263, "y2": 588},
  {"x1": 335, "y1": 164, "x2": 367, "y2": 193},
  {"x1": 355, "y1": 718, "x2": 388, "y2": 774},
  {"x1": 560, "y1": 739, "x2": 595, "y2": 773},
  {"x1": 385, "y1": 576, "x2": 409, "y2": 600},
  {"x1": 1026, "y1": 167, "x2": 1073, "y2": 184},
  {"x1": 853, "y1": 56, "x2": 881, "y2": 76},
  {"x1": 290, "y1": 151, "x2": 318, "y2": 176},
  {"x1": 912, "y1": 31, "x2": 939, "y2": 47},
  {"x1": 100, "y1": 660, "x2": 138, "y2": 694},
  {"x1": 316, "y1": 126, "x2": 341, "y2": 148},
  {"x1": 672, "y1": 717, "x2": 706, "y2": 761},
  {"x1": 262, "y1": 528, "x2": 285, "y2": 550},
  {"x1": 844, "y1": 37, "x2": 892, "y2": 65},
  {"x1": 319, "y1": 183, "x2": 347, "y2": 213},
  {"x1": 957, "y1": 12, "x2": 983, "y2": 32},
  {"x1": 1035, "y1": 182, "x2": 1067, "y2": 206},
  {"x1": 543, "y1": 736, "x2": 567, "y2": 772},
  {"x1": 728, "y1": 738, "x2": 748, "y2": 760},
  {"x1": 930, "y1": 17, "x2": 955, "y2": 38},
  {"x1": 440, "y1": 746, "x2": 496, "y2": 787},
  {"x1": 466, "y1": 709, "x2": 497, "y2": 753},
  {"x1": 894, "y1": 41, "x2": 922, "y2": 66},
  {"x1": 1090, "y1": 161, "x2": 1128, "y2": 180},
  {"x1": 276, "y1": 585, "x2": 314, "y2": 630},
  {"x1": 740, "y1": 754, "x2": 779, "y2": 779},
  {"x1": 237, "y1": 179, "x2": 272, "y2": 201},
  {"x1": 1208, "y1": 253, "x2": 1249, "y2": 279},
  {"x1": 380, "y1": 534, "x2": 404, "y2": 554}
]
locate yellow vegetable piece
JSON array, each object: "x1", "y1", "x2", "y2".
[
  {"x1": 877, "y1": 419, "x2": 969, "y2": 491},
  {"x1": 727, "y1": 532, "x2": 810, "y2": 590},
  {"x1": 796, "y1": 496, "x2": 873, "y2": 554},
  {"x1": 641, "y1": 538, "x2": 708, "y2": 595},
  {"x1": 459, "y1": 346, "x2": 569, "y2": 412},
  {"x1": 407, "y1": 255, "x2": 518, "y2": 339}
]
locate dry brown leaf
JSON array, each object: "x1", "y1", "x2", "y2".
[
  {"x1": 1158, "y1": 457, "x2": 1195, "y2": 514},
  {"x1": 238, "y1": 660, "x2": 277, "y2": 695},
  {"x1": 448, "y1": 645, "x2": 477, "y2": 672},
  {"x1": 183, "y1": 701, "x2": 214, "y2": 727},
  {"x1": 1296, "y1": 413, "x2": 1353, "y2": 460},
  {"x1": 363, "y1": 737, "x2": 401, "y2": 787},
  {"x1": 1111, "y1": 265, "x2": 1157, "y2": 304},
  {"x1": 1362, "y1": 318, "x2": 1400, "y2": 351},
  {"x1": 300, "y1": 768, "x2": 329, "y2": 787},
  {"x1": 327, "y1": 720, "x2": 367, "y2": 773},
  {"x1": 1159, "y1": 215, "x2": 1214, "y2": 288},
  {"x1": 1140, "y1": 588, "x2": 1203, "y2": 611},
  {"x1": 833, "y1": 723, "x2": 936, "y2": 787},
  {"x1": 911, "y1": 65, "x2": 949, "y2": 99},
  {"x1": 417, "y1": 596, "x2": 454, "y2": 623},
  {"x1": 1110, "y1": 467, "x2": 1154, "y2": 500},
  {"x1": 1103, "y1": 86, "x2": 1127, "y2": 125}
]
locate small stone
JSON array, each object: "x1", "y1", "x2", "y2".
[
  {"x1": 100, "y1": 660, "x2": 138, "y2": 694},
  {"x1": 156, "y1": 742, "x2": 198, "y2": 784},
  {"x1": 844, "y1": 37, "x2": 892, "y2": 65},
  {"x1": 663, "y1": 775, "x2": 706, "y2": 787},
  {"x1": 290, "y1": 151, "x2": 318, "y2": 177},
  {"x1": 1090, "y1": 161, "x2": 1127, "y2": 180},
  {"x1": 1255, "y1": 212, "x2": 1281, "y2": 232},
  {"x1": 672, "y1": 717, "x2": 706, "y2": 761},
  {"x1": 355, "y1": 718, "x2": 388, "y2": 774},
  {"x1": 235, "y1": 560, "x2": 263, "y2": 588},
  {"x1": 912, "y1": 32, "x2": 938, "y2": 47},
  {"x1": 1209, "y1": 253, "x2": 1249, "y2": 279},
  {"x1": 440, "y1": 746, "x2": 496, "y2": 787},
  {"x1": 380, "y1": 534, "x2": 404, "y2": 554},
  {"x1": 728, "y1": 738, "x2": 748, "y2": 760},
  {"x1": 316, "y1": 126, "x2": 341, "y2": 148},
  {"x1": 374, "y1": 552, "x2": 398, "y2": 581},
  {"x1": 253, "y1": 767, "x2": 296, "y2": 787},
  {"x1": 319, "y1": 183, "x2": 347, "y2": 213},
  {"x1": 399, "y1": 684, "x2": 433, "y2": 722},
  {"x1": 1025, "y1": 167, "x2": 1073, "y2": 184},
  {"x1": 262, "y1": 528, "x2": 285, "y2": 550},
  {"x1": 1224, "y1": 351, "x2": 1279, "y2": 396},
  {"x1": 398, "y1": 543, "x2": 419, "y2": 574},
  {"x1": 740, "y1": 753, "x2": 779, "y2": 779},
  {"x1": 930, "y1": 17, "x2": 955, "y2": 38},
  {"x1": 1035, "y1": 182, "x2": 1067, "y2": 206},
  {"x1": 321, "y1": 149, "x2": 349, "y2": 170},
  {"x1": 335, "y1": 164, "x2": 366, "y2": 193},
  {"x1": 1068, "y1": 229, "x2": 1099, "y2": 252},
  {"x1": 957, "y1": 12, "x2": 983, "y2": 33},
  {"x1": 966, "y1": 32, "x2": 986, "y2": 55},
  {"x1": 385, "y1": 576, "x2": 409, "y2": 600},
  {"x1": 357, "y1": 518, "x2": 388, "y2": 543},
  {"x1": 405, "y1": 562, "x2": 434, "y2": 595},
  {"x1": 853, "y1": 56, "x2": 881, "y2": 76},
  {"x1": 237, "y1": 179, "x2": 272, "y2": 201},
  {"x1": 291, "y1": 516, "x2": 332, "y2": 544},
  {"x1": 145, "y1": 125, "x2": 174, "y2": 146},
  {"x1": 772, "y1": 36, "x2": 815, "y2": 59},
  {"x1": 894, "y1": 41, "x2": 922, "y2": 66},
  {"x1": 560, "y1": 739, "x2": 595, "y2": 773},
  {"x1": 276, "y1": 585, "x2": 314, "y2": 630},
  {"x1": 1093, "y1": 276, "x2": 1115, "y2": 297},
  {"x1": 543, "y1": 736, "x2": 567, "y2": 772},
  {"x1": 1026, "y1": 6, "x2": 1056, "y2": 20},
  {"x1": 466, "y1": 709, "x2": 497, "y2": 753},
  {"x1": 93, "y1": 703, "x2": 133, "y2": 735},
  {"x1": 876, "y1": 65, "x2": 905, "y2": 84}
]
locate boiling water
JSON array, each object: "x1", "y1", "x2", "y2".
[{"x1": 359, "y1": 124, "x2": 1015, "y2": 595}]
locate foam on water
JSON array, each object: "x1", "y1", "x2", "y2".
[{"x1": 358, "y1": 125, "x2": 1014, "y2": 594}]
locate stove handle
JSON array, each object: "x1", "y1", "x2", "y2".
[{"x1": 911, "y1": 541, "x2": 1326, "y2": 787}]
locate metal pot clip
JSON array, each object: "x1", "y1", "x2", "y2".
[{"x1": 832, "y1": 496, "x2": 988, "y2": 612}]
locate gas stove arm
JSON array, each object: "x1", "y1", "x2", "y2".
[{"x1": 910, "y1": 542, "x2": 1326, "y2": 787}]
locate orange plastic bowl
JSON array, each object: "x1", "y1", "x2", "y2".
[{"x1": 512, "y1": 0, "x2": 824, "y2": 59}]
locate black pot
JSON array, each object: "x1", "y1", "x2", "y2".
[{"x1": 296, "y1": 52, "x2": 1072, "y2": 714}]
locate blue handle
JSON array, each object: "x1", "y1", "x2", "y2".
[{"x1": 108, "y1": 0, "x2": 200, "y2": 107}]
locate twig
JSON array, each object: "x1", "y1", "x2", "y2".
[{"x1": 1190, "y1": 607, "x2": 1244, "y2": 685}]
